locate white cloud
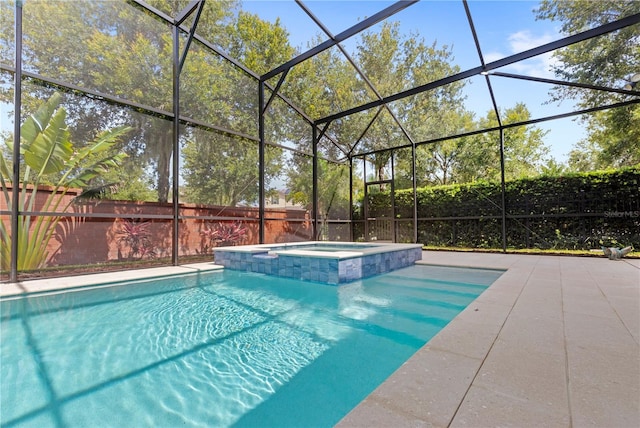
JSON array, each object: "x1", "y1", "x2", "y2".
[
  {"x1": 486, "y1": 30, "x2": 560, "y2": 78},
  {"x1": 508, "y1": 30, "x2": 554, "y2": 52},
  {"x1": 483, "y1": 51, "x2": 505, "y2": 64}
]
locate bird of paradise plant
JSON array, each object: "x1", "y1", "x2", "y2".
[{"x1": 0, "y1": 92, "x2": 131, "y2": 271}]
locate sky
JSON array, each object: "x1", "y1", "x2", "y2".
[
  {"x1": 241, "y1": 0, "x2": 589, "y2": 162},
  {"x1": 0, "y1": 0, "x2": 592, "y2": 163}
]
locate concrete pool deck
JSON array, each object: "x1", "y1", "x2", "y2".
[
  {"x1": 338, "y1": 251, "x2": 640, "y2": 427},
  {"x1": 2, "y1": 251, "x2": 638, "y2": 426},
  {"x1": 0, "y1": 262, "x2": 223, "y2": 297}
]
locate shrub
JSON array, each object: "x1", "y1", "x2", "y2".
[{"x1": 365, "y1": 167, "x2": 640, "y2": 250}]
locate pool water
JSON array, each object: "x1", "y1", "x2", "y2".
[{"x1": 1, "y1": 265, "x2": 503, "y2": 428}]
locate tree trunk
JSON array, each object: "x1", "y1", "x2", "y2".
[{"x1": 156, "y1": 130, "x2": 172, "y2": 203}]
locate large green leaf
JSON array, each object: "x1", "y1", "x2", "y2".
[
  {"x1": 74, "y1": 126, "x2": 132, "y2": 157},
  {"x1": 20, "y1": 92, "x2": 63, "y2": 148},
  {"x1": 0, "y1": 151, "x2": 10, "y2": 180},
  {"x1": 23, "y1": 107, "x2": 73, "y2": 176},
  {"x1": 64, "y1": 126, "x2": 131, "y2": 187},
  {"x1": 67, "y1": 153, "x2": 128, "y2": 188}
]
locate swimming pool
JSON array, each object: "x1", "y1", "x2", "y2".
[{"x1": 1, "y1": 265, "x2": 503, "y2": 427}]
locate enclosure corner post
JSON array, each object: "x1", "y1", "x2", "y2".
[
  {"x1": 258, "y1": 80, "x2": 265, "y2": 244},
  {"x1": 349, "y1": 157, "x2": 354, "y2": 242},
  {"x1": 171, "y1": 24, "x2": 180, "y2": 266},
  {"x1": 363, "y1": 156, "x2": 369, "y2": 241},
  {"x1": 391, "y1": 151, "x2": 397, "y2": 242},
  {"x1": 411, "y1": 143, "x2": 418, "y2": 244},
  {"x1": 10, "y1": 1, "x2": 24, "y2": 282},
  {"x1": 312, "y1": 124, "x2": 319, "y2": 240},
  {"x1": 499, "y1": 127, "x2": 507, "y2": 253}
]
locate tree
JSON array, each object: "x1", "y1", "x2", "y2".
[
  {"x1": 1, "y1": 2, "x2": 125, "y2": 141},
  {"x1": 540, "y1": 157, "x2": 568, "y2": 176},
  {"x1": 85, "y1": 0, "x2": 242, "y2": 202},
  {"x1": 396, "y1": 104, "x2": 551, "y2": 186},
  {"x1": 287, "y1": 154, "x2": 351, "y2": 239},
  {"x1": 535, "y1": 0, "x2": 640, "y2": 168},
  {"x1": 455, "y1": 104, "x2": 550, "y2": 182},
  {"x1": 568, "y1": 105, "x2": 640, "y2": 170},
  {"x1": 1, "y1": 1, "x2": 169, "y2": 201},
  {"x1": 280, "y1": 20, "x2": 473, "y2": 205},
  {"x1": 356, "y1": 23, "x2": 468, "y2": 182},
  {"x1": 276, "y1": 33, "x2": 374, "y2": 163},
  {"x1": 180, "y1": 11, "x2": 298, "y2": 207},
  {"x1": 181, "y1": 130, "x2": 282, "y2": 207},
  {"x1": 226, "y1": 11, "x2": 296, "y2": 76},
  {"x1": 287, "y1": 156, "x2": 350, "y2": 215},
  {"x1": 408, "y1": 110, "x2": 476, "y2": 186},
  {"x1": 1, "y1": 0, "x2": 246, "y2": 203}
]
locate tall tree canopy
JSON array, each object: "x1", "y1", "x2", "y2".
[
  {"x1": 181, "y1": 131, "x2": 283, "y2": 206},
  {"x1": 535, "y1": 0, "x2": 640, "y2": 169},
  {"x1": 180, "y1": 10, "x2": 295, "y2": 206},
  {"x1": 1, "y1": 1, "x2": 196, "y2": 201},
  {"x1": 281, "y1": 20, "x2": 472, "y2": 202},
  {"x1": 395, "y1": 103, "x2": 550, "y2": 187},
  {"x1": 1, "y1": 0, "x2": 296, "y2": 204},
  {"x1": 455, "y1": 104, "x2": 550, "y2": 183},
  {"x1": 356, "y1": 22, "x2": 467, "y2": 182}
]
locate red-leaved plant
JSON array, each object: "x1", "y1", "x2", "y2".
[
  {"x1": 117, "y1": 219, "x2": 156, "y2": 261},
  {"x1": 200, "y1": 221, "x2": 247, "y2": 254}
]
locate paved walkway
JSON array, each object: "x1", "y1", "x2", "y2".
[
  {"x1": 337, "y1": 251, "x2": 640, "y2": 427},
  {"x1": 0, "y1": 263, "x2": 223, "y2": 297}
]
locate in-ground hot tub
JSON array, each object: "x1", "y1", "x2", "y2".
[{"x1": 213, "y1": 241, "x2": 423, "y2": 285}]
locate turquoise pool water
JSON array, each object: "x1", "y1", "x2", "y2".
[{"x1": 1, "y1": 265, "x2": 503, "y2": 427}]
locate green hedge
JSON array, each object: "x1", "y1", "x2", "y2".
[{"x1": 363, "y1": 166, "x2": 640, "y2": 250}]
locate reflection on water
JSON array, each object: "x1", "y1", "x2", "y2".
[{"x1": 338, "y1": 281, "x2": 391, "y2": 320}]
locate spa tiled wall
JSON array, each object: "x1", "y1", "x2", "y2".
[{"x1": 214, "y1": 247, "x2": 422, "y2": 285}]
